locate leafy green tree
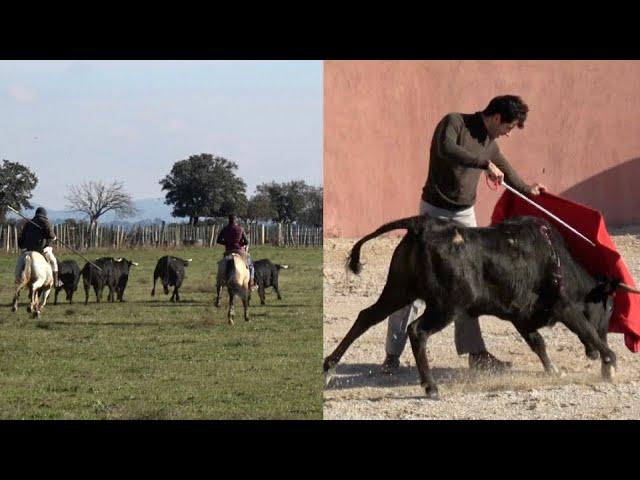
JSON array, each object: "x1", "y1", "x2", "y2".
[
  {"x1": 299, "y1": 186, "x2": 323, "y2": 227},
  {"x1": 247, "y1": 191, "x2": 276, "y2": 222},
  {"x1": 0, "y1": 160, "x2": 38, "y2": 222},
  {"x1": 253, "y1": 180, "x2": 322, "y2": 225},
  {"x1": 159, "y1": 154, "x2": 247, "y2": 226}
]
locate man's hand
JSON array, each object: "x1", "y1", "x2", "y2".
[
  {"x1": 529, "y1": 183, "x2": 547, "y2": 196},
  {"x1": 485, "y1": 161, "x2": 504, "y2": 184}
]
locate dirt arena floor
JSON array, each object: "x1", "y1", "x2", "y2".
[{"x1": 323, "y1": 226, "x2": 640, "y2": 419}]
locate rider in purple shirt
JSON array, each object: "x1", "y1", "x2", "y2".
[{"x1": 216, "y1": 214, "x2": 256, "y2": 289}]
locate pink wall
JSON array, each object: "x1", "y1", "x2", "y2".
[{"x1": 324, "y1": 60, "x2": 640, "y2": 238}]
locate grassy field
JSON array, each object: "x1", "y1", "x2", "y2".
[{"x1": 0, "y1": 245, "x2": 322, "y2": 419}]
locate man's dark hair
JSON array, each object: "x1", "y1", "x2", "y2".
[
  {"x1": 35, "y1": 207, "x2": 47, "y2": 217},
  {"x1": 228, "y1": 214, "x2": 237, "y2": 224},
  {"x1": 482, "y1": 95, "x2": 529, "y2": 128}
]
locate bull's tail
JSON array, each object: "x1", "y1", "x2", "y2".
[{"x1": 348, "y1": 216, "x2": 425, "y2": 275}]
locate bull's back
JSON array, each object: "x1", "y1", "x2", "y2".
[{"x1": 254, "y1": 259, "x2": 275, "y2": 285}]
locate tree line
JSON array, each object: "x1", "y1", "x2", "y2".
[{"x1": 0, "y1": 154, "x2": 323, "y2": 227}]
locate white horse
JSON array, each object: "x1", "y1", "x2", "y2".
[
  {"x1": 215, "y1": 253, "x2": 251, "y2": 325},
  {"x1": 12, "y1": 251, "x2": 54, "y2": 318}
]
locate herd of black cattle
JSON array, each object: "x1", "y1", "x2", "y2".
[{"x1": 54, "y1": 255, "x2": 288, "y2": 306}]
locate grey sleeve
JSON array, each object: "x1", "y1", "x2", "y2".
[
  {"x1": 437, "y1": 114, "x2": 491, "y2": 169},
  {"x1": 491, "y1": 146, "x2": 531, "y2": 195}
]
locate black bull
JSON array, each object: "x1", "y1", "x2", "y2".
[{"x1": 323, "y1": 215, "x2": 640, "y2": 399}]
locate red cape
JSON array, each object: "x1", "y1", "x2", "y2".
[{"x1": 491, "y1": 190, "x2": 640, "y2": 352}]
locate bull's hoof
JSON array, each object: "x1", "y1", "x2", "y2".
[
  {"x1": 601, "y1": 362, "x2": 616, "y2": 382},
  {"x1": 11, "y1": 305, "x2": 17, "y2": 313},
  {"x1": 151, "y1": 290, "x2": 155, "y2": 297},
  {"x1": 228, "y1": 318, "x2": 235, "y2": 326},
  {"x1": 26, "y1": 306, "x2": 32, "y2": 313},
  {"x1": 244, "y1": 317, "x2": 250, "y2": 322},
  {"x1": 424, "y1": 385, "x2": 440, "y2": 400},
  {"x1": 324, "y1": 368, "x2": 336, "y2": 388},
  {"x1": 33, "y1": 310, "x2": 40, "y2": 319},
  {"x1": 585, "y1": 347, "x2": 600, "y2": 360},
  {"x1": 545, "y1": 363, "x2": 564, "y2": 377}
]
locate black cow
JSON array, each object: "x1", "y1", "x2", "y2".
[
  {"x1": 151, "y1": 255, "x2": 192, "y2": 302},
  {"x1": 54, "y1": 259, "x2": 80, "y2": 304},
  {"x1": 323, "y1": 215, "x2": 640, "y2": 399},
  {"x1": 82, "y1": 257, "x2": 138, "y2": 304},
  {"x1": 253, "y1": 259, "x2": 288, "y2": 305}
]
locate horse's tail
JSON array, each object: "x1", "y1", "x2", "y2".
[
  {"x1": 17, "y1": 253, "x2": 32, "y2": 288},
  {"x1": 225, "y1": 258, "x2": 236, "y2": 284}
]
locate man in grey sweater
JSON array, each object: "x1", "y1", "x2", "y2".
[{"x1": 382, "y1": 95, "x2": 547, "y2": 374}]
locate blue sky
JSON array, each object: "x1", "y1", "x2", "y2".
[{"x1": 0, "y1": 60, "x2": 322, "y2": 209}]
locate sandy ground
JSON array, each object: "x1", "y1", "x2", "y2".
[{"x1": 323, "y1": 226, "x2": 640, "y2": 419}]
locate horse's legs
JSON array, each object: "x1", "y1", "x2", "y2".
[
  {"x1": 242, "y1": 289, "x2": 249, "y2": 322},
  {"x1": 12, "y1": 282, "x2": 24, "y2": 312},
  {"x1": 227, "y1": 289, "x2": 235, "y2": 325}
]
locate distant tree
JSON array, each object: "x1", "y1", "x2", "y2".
[
  {"x1": 159, "y1": 153, "x2": 247, "y2": 226},
  {"x1": 254, "y1": 180, "x2": 322, "y2": 225},
  {"x1": 247, "y1": 191, "x2": 276, "y2": 222},
  {"x1": 65, "y1": 180, "x2": 137, "y2": 228},
  {"x1": 299, "y1": 186, "x2": 323, "y2": 227},
  {"x1": 0, "y1": 160, "x2": 38, "y2": 222}
]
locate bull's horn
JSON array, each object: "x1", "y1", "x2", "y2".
[
  {"x1": 187, "y1": 259, "x2": 193, "y2": 262},
  {"x1": 618, "y1": 282, "x2": 640, "y2": 294},
  {"x1": 132, "y1": 262, "x2": 139, "y2": 266}
]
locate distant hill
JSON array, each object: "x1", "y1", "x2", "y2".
[{"x1": 13, "y1": 198, "x2": 176, "y2": 225}]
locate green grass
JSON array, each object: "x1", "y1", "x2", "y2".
[{"x1": 0, "y1": 246, "x2": 322, "y2": 419}]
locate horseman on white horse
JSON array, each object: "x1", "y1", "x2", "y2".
[
  {"x1": 18, "y1": 207, "x2": 61, "y2": 288},
  {"x1": 12, "y1": 207, "x2": 60, "y2": 317},
  {"x1": 216, "y1": 214, "x2": 257, "y2": 290},
  {"x1": 214, "y1": 214, "x2": 257, "y2": 324}
]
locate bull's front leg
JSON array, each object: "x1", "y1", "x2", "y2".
[
  {"x1": 514, "y1": 326, "x2": 561, "y2": 375},
  {"x1": 258, "y1": 285, "x2": 266, "y2": 305},
  {"x1": 323, "y1": 284, "x2": 411, "y2": 378},
  {"x1": 560, "y1": 304, "x2": 617, "y2": 381},
  {"x1": 151, "y1": 276, "x2": 157, "y2": 297},
  {"x1": 407, "y1": 310, "x2": 453, "y2": 400}
]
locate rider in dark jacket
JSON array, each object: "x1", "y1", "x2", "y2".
[
  {"x1": 216, "y1": 214, "x2": 256, "y2": 290},
  {"x1": 18, "y1": 207, "x2": 61, "y2": 286}
]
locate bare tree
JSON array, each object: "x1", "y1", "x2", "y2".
[{"x1": 65, "y1": 180, "x2": 138, "y2": 228}]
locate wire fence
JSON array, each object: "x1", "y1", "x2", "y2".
[{"x1": 0, "y1": 221, "x2": 323, "y2": 253}]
